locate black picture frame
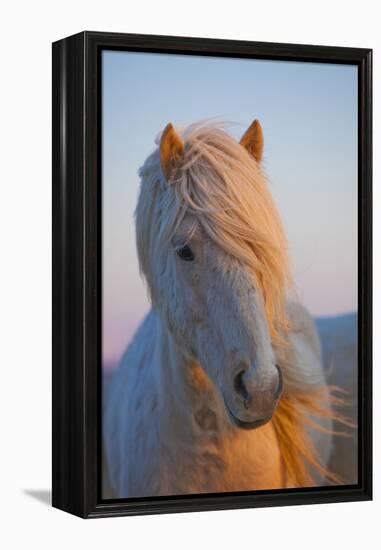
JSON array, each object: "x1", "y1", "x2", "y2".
[{"x1": 52, "y1": 31, "x2": 372, "y2": 519}]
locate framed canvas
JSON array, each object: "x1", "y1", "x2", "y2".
[{"x1": 52, "y1": 31, "x2": 372, "y2": 518}]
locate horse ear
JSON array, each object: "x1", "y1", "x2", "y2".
[
  {"x1": 240, "y1": 119, "x2": 264, "y2": 163},
  {"x1": 160, "y1": 123, "x2": 184, "y2": 182}
]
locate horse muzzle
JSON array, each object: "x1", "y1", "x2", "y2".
[{"x1": 224, "y1": 364, "x2": 283, "y2": 430}]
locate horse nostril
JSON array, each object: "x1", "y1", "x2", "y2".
[{"x1": 234, "y1": 370, "x2": 251, "y2": 405}]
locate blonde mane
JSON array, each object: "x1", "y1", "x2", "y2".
[{"x1": 136, "y1": 121, "x2": 352, "y2": 488}]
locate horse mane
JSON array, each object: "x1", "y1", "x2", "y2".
[
  {"x1": 137, "y1": 121, "x2": 353, "y2": 487},
  {"x1": 274, "y1": 387, "x2": 355, "y2": 486}
]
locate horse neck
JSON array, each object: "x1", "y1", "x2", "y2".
[
  {"x1": 150, "y1": 311, "x2": 286, "y2": 490},
  {"x1": 152, "y1": 310, "x2": 226, "y2": 435}
]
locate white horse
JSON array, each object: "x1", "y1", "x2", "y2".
[{"x1": 104, "y1": 120, "x2": 348, "y2": 498}]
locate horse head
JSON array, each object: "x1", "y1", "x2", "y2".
[{"x1": 136, "y1": 120, "x2": 289, "y2": 429}]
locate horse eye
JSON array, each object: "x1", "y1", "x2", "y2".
[{"x1": 176, "y1": 245, "x2": 194, "y2": 261}]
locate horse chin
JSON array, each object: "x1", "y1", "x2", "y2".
[{"x1": 224, "y1": 401, "x2": 273, "y2": 430}]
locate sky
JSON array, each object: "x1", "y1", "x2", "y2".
[{"x1": 102, "y1": 50, "x2": 358, "y2": 367}]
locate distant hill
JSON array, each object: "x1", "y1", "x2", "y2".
[
  {"x1": 315, "y1": 312, "x2": 357, "y2": 387},
  {"x1": 315, "y1": 312, "x2": 358, "y2": 484}
]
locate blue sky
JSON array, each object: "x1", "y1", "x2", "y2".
[{"x1": 102, "y1": 50, "x2": 358, "y2": 365}]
